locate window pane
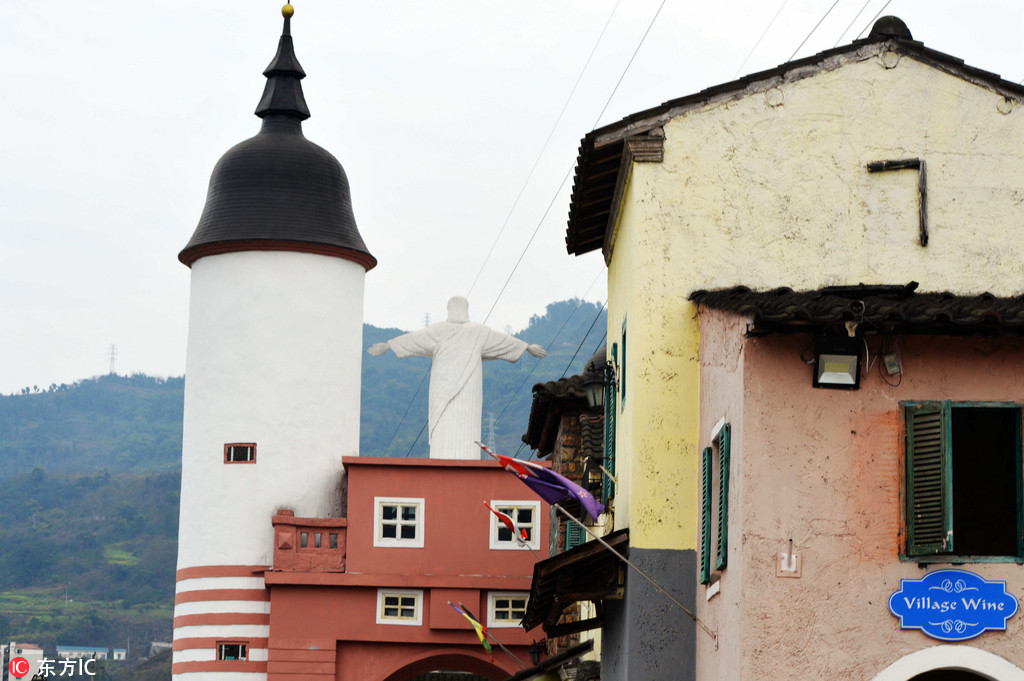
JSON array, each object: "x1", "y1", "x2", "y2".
[
  {"x1": 384, "y1": 607, "x2": 398, "y2": 617},
  {"x1": 400, "y1": 607, "x2": 415, "y2": 618},
  {"x1": 498, "y1": 527, "x2": 512, "y2": 542},
  {"x1": 329, "y1": 533, "x2": 338, "y2": 549},
  {"x1": 384, "y1": 596, "x2": 399, "y2": 607},
  {"x1": 401, "y1": 505, "x2": 417, "y2": 521},
  {"x1": 300, "y1": 532, "x2": 308, "y2": 548},
  {"x1": 517, "y1": 509, "x2": 532, "y2": 523},
  {"x1": 314, "y1": 533, "x2": 322, "y2": 548},
  {"x1": 400, "y1": 525, "x2": 416, "y2": 539},
  {"x1": 382, "y1": 505, "x2": 397, "y2": 520},
  {"x1": 382, "y1": 525, "x2": 397, "y2": 538}
]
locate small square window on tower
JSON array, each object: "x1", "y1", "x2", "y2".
[
  {"x1": 224, "y1": 443, "x2": 256, "y2": 464},
  {"x1": 373, "y1": 497, "x2": 425, "y2": 548},
  {"x1": 216, "y1": 641, "x2": 248, "y2": 661}
]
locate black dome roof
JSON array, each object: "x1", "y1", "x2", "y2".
[{"x1": 179, "y1": 13, "x2": 375, "y2": 270}]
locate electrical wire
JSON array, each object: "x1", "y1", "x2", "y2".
[
  {"x1": 465, "y1": 0, "x2": 624, "y2": 299},
  {"x1": 483, "y1": 0, "x2": 667, "y2": 323},
  {"x1": 493, "y1": 269, "x2": 606, "y2": 426},
  {"x1": 382, "y1": 365, "x2": 428, "y2": 457},
  {"x1": 855, "y1": 0, "x2": 894, "y2": 40},
  {"x1": 787, "y1": 0, "x2": 843, "y2": 62},
  {"x1": 833, "y1": 0, "x2": 875, "y2": 47},
  {"x1": 734, "y1": 0, "x2": 792, "y2": 78},
  {"x1": 399, "y1": 0, "x2": 669, "y2": 456}
]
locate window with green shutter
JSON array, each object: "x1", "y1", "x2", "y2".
[
  {"x1": 716, "y1": 424, "x2": 731, "y2": 571},
  {"x1": 700, "y1": 446, "x2": 712, "y2": 584},
  {"x1": 904, "y1": 402, "x2": 1022, "y2": 560},
  {"x1": 565, "y1": 518, "x2": 585, "y2": 550},
  {"x1": 700, "y1": 421, "x2": 731, "y2": 583},
  {"x1": 603, "y1": 364, "x2": 616, "y2": 505}
]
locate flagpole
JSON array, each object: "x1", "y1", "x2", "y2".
[
  {"x1": 516, "y1": 537, "x2": 542, "y2": 561},
  {"x1": 553, "y1": 504, "x2": 717, "y2": 646},
  {"x1": 457, "y1": 601, "x2": 528, "y2": 671}
]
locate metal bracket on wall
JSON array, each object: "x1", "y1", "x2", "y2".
[{"x1": 867, "y1": 158, "x2": 928, "y2": 247}]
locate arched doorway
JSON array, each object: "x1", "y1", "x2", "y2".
[
  {"x1": 870, "y1": 646, "x2": 1024, "y2": 681},
  {"x1": 381, "y1": 652, "x2": 511, "y2": 681},
  {"x1": 911, "y1": 672, "x2": 993, "y2": 681}
]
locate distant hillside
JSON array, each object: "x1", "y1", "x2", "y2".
[
  {"x1": 0, "y1": 299, "x2": 606, "y2": 475},
  {"x1": 0, "y1": 375, "x2": 184, "y2": 476},
  {"x1": 0, "y1": 298, "x2": 606, "y2": 657},
  {"x1": 0, "y1": 468, "x2": 178, "y2": 652}
]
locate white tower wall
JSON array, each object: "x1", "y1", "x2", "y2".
[{"x1": 172, "y1": 249, "x2": 365, "y2": 679}]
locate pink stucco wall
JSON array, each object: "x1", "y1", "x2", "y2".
[{"x1": 697, "y1": 307, "x2": 1024, "y2": 680}]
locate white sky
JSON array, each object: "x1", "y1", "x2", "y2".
[{"x1": 2, "y1": 0, "x2": 1022, "y2": 395}]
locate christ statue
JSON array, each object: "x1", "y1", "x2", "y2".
[{"x1": 368, "y1": 296, "x2": 546, "y2": 459}]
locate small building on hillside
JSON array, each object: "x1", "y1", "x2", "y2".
[
  {"x1": 553, "y1": 14, "x2": 1024, "y2": 681},
  {"x1": 56, "y1": 645, "x2": 109, "y2": 660}
]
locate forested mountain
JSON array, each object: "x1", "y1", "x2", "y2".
[{"x1": 0, "y1": 298, "x2": 606, "y2": 666}]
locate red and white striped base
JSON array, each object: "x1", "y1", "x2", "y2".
[{"x1": 172, "y1": 565, "x2": 270, "y2": 679}]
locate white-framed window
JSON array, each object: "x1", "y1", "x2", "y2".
[
  {"x1": 373, "y1": 497, "x2": 425, "y2": 548},
  {"x1": 376, "y1": 589, "x2": 423, "y2": 626},
  {"x1": 488, "y1": 591, "x2": 529, "y2": 628},
  {"x1": 488, "y1": 500, "x2": 540, "y2": 551}
]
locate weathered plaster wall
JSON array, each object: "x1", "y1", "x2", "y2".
[
  {"x1": 648, "y1": 49, "x2": 1024, "y2": 296},
  {"x1": 606, "y1": 173, "x2": 701, "y2": 552},
  {"x1": 695, "y1": 309, "x2": 746, "y2": 681},
  {"x1": 697, "y1": 309, "x2": 1024, "y2": 679},
  {"x1": 602, "y1": 548, "x2": 696, "y2": 681}
]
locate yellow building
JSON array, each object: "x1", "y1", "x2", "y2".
[{"x1": 558, "y1": 16, "x2": 1024, "y2": 681}]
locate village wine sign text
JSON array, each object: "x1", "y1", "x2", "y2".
[{"x1": 889, "y1": 569, "x2": 1018, "y2": 641}]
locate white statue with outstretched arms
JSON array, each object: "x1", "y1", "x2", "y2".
[{"x1": 369, "y1": 296, "x2": 546, "y2": 459}]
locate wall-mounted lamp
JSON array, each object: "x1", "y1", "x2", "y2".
[
  {"x1": 582, "y1": 349, "x2": 615, "y2": 410},
  {"x1": 529, "y1": 639, "x2": 547, "y2": 666},
  {"x1": 813, "y1": 335, "x2": 862, "y2": 389}
]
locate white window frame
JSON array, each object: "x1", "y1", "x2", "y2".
[
  {"x1": 373, "y1": 497, "x2": 425, "y2": 548},
  {"x1": 376, "y1": 589, "x2": 423, "y2": 626},
  {"x1": 487, "y1": 591, "x2": 529, "y2": 628},
  {"x1": 488, "y1": 500, "x2": 541, "y2": 551}
]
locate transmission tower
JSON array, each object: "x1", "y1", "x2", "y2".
[
  {"x1": 108, "y1": 344, "x2": 118, "y2": 375},
  {"x1": 485, "y1": 412, "x2": 497, "y2": 450}
]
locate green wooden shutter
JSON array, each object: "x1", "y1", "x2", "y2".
[
  {"x1": 715, "y1": 424, "x2": 731, "y2": 571},
  {"x1": 603, "y1": 370, "x2": 616, "y2": 504},
  {"x1": 620, "y1": 320, "x2": 627, "y2": 409},
  {"x1": 906, "y1": 402, "x2": 953, "y2": 555},
  {"x1": 700, "y1": 446, "x2": 712, "y2": 584},
  {"x1": 565, "y1": 519, "x2": 585, "y2": 550}
]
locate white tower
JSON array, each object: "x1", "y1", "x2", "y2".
[{"x1": 171, "y1": 6, "x2": 374, "y2": 678}]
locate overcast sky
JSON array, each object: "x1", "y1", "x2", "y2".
[{"x1": 2, "y1": 0, "x2": 1022, "y2": 395}]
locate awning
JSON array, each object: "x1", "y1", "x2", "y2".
[{"x1": 521, "y1": 529, "x2": 628, "y2": 637}]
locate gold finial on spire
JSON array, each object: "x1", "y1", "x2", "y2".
[{"x1": 282, "y1": 3, "x2": 294, "y2": 18}]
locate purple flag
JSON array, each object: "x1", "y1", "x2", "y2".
[{"x1": 480, "y1": 443, "x2": 606, "y2": 522}]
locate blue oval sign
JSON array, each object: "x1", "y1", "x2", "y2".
[{"x1": 889, "y1": 569, "x2": 1018, "y2": 641}]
